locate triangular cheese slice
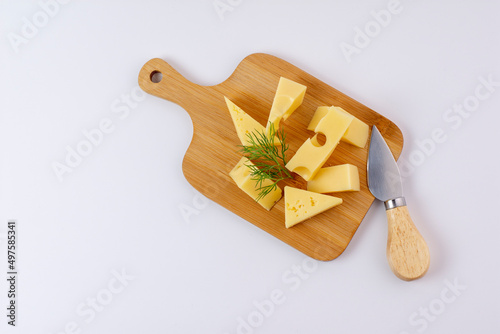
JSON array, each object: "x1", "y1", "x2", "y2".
[
  {"x1": 229, "y1": 157, "x2": 282, "y2": 211},
  {"x1": 266, "y1": 77, "x2": 306, "y2": 132},
  {"x1": 225, "y1": 97, "x2": 279, "y2": 146},
  {"x1": 284, "y1": 186, "x2": 342, "y2": 228},
  {"x1": 225, "y1": 97, "x2": 267, "y2": 146}
]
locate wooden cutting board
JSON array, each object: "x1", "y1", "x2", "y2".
[{"x1": 138, "y1": 53, "x2": 403, "y2": 261}]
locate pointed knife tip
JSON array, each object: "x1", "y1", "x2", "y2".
[{"x1": 371, "y1": 125, "x2": 381, "y2": 141}]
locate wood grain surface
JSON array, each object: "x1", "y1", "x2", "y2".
[{"x1": 138, "y1": 53, "x2": 404, "y2": 261}]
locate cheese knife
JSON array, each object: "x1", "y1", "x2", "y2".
[{"x1": 367, "y1": 126, "x2": 430, "y2": 281}]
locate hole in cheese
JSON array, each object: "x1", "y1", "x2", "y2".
[
  {"x1": 311, "y1": 133, "x2": 327, "y2": 147},
  {"x1": 292, "y1": 167, "x2": 312, "y2": 180}
]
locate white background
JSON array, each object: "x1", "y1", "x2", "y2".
[{"x1": 1, "y1": 1, "x2": 499, "y2": 333}]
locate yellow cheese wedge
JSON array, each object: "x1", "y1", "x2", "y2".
[
  {"x1": 225, "y1": 97, "x2": 271, "y2": 146},
  {"x1": 307, "y1": 106, "x2": 330, "y2": 131},
  {"x1": 307, "y1": 164, "x2": 360, "y2": 193},
  {"x1": 284, "y1": 186, "x2": 342, "y2": 228},
  {"x1": 266, "y1": 77, "x2": 307, "y2": 132},
  {"x1": 286, "y1": 107, "x2": 354, "y2": 181},
  {"x1": 229, "y1": 157, "x2": 282, "y2": 210},
  {"x1": 341, "y1": 117, "x2": 369, "y2": 148},
  {"x1": 308, "y1": 106, "x2": 369, "y2": 148}
]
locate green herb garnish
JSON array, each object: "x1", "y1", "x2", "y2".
[{"x1": 239, "y1": 123, "x2": 293, "y2": 202}]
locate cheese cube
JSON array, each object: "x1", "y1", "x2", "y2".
[
  {"x1": 307, "y1": 164, "x2": 360, "y2": 193},
  {"x1": 336, "y1": 108, "x2": 369, "y2": 148},
  {"x1": 225, "y1": 97, "x2": 278, "y2": 146},
  {"x1": 266, "y1": 77, "x2": 307, "y2": 132},
  {"x1": 308, "y1": 106, "x2": 369, "y2": 148},
  {"x1": 284, "y1": 186, "x2": 342, "y2": 228},
  {"x1": 286, "y1": 107, "x2": 354, "y2": 181},
  {"x1": 229, "y1": 157, "x2": 282, "y2": 210}
]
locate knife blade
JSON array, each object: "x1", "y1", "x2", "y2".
[{"x1": 367, "y1": 126, "x2": 430, "y2": 281}]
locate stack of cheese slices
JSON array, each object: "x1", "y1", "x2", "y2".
[{"x1": 226, "y1": 78, "x2": 369, "y2": 228}]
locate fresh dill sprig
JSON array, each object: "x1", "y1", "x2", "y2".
[{"x1": 239, "y1": 123, "x2": 292, "y2": 202}]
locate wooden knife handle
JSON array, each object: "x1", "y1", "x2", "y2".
[{"x1": 386, "y1": 205, "x2": 430, "y2": 281}]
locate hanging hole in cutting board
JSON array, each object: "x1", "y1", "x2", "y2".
[{"x1": 150, "y1": 70, "x2": 163, "y2": 83}]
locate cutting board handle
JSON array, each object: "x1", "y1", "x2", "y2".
[
  {"x1": 138, "y1": 58, "x2": 207, "y2": 110},
  {"x1": 386, "y1": 205, "x2": 430, "y2": 281}
]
